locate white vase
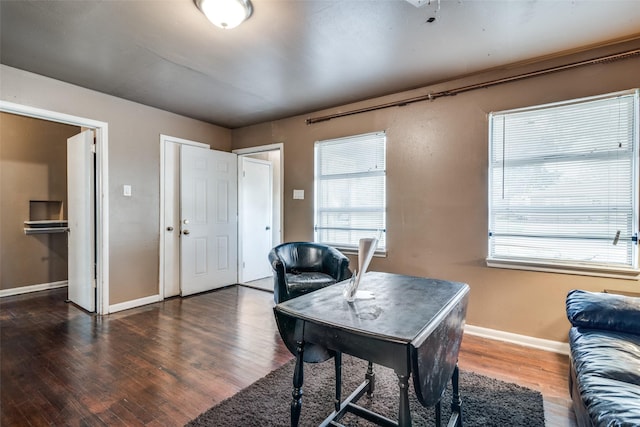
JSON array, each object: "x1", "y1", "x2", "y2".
[{"x1": 343, "y1": 237, "x2": 378, "y2": 302}]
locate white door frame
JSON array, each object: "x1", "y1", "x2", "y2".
[
  {"x1": 158, "y1": 134, "x2": 209, "y2": 299},
  {"x1": 0, "y1": 100, "x2": 110, "y2": 314},
  {"x1": 233, "y1": 143, "x2": 284, "y2": 282}
]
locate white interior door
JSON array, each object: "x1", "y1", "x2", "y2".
[
  {"x1": 240, "y1": 157, "x2": 273, "y2": 282},
  {"x1": 67, "y1": 130, "x2": 95, "y2": 312},
  {"x1": 180, "y1": 145, "x2": 238, "y2": 296}
]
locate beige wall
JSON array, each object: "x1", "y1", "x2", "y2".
[
  {"x1": 1, "y1": 65, "x2": 232, "y2": 305},
  {"x1": 0, "y1": 112, "x2": 79, "y2": 289},
  {"x1": 232, "y1": 39, "x2": 640, "y2": 342}
]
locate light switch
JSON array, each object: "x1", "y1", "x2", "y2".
[
  {"x1": 293, "y1": 189, "x2": 304, "y2": 200},
  {"x1": 123, "y1": 185, "x2": 132, "y2": 197}
]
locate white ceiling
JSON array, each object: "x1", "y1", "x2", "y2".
[{"x1": 1, "y1": 0, "x2": 639, "y2": 128}]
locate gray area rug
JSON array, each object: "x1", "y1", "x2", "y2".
[{"x1": 187, "y1": 355, "x2": 545, "y2": 426}]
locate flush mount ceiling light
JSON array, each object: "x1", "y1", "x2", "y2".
[{"x1": 195, "y1": 0, "x2": 253, "y2": 29}]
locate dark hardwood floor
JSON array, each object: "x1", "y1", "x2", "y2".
[{"x1": 1, "y1": 286, "x2": 576, "y2": 426}]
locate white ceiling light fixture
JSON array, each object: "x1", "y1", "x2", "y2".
[{"x1": 195, "y1": 0, "x2": 253, "y2": 30}]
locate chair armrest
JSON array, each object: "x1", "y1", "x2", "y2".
[
  {"x1": 268, "y1": 249, "x2": 290, "y2": 303},
  {"x1": 269, "y1": 253, "x2": 285, "y2": 273},
  {"x1": 566, "y1": 289, "x2": 640, "y2": 334}
]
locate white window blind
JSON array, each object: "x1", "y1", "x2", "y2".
[
  {"x1": 314, "y1": 131, "x2": 386, "y2": 251},
  {"x1": 488, "y1": 90, "x2": 639, "y2": 273}
]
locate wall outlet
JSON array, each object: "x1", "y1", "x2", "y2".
[{"x1": 293, "y1": 189, "x2": 304, "y2": 200}]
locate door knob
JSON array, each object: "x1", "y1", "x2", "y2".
[
  {"x1": 167, "y1": 226, "x2": 174, "y2": 232},
  {"x1": 183, "y1": 230, "x2": 190, "y2": 235},
  {"x1": 265, "y1": 226, "x2": 271, "y2": 230}
]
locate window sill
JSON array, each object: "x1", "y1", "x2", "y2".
[
  {"x1": 339, "y1": 248, "x2": 387, "y2": 258},
  {"x1": 486, "y1": 258, "x2": 639, "y2": 281}
]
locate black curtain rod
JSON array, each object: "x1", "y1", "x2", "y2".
[{"x1": 306, "y1": 48, "x2": 640, "y2": 125}]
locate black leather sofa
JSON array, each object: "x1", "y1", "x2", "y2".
[{"x1": 566, "y1": 289, "x2": 640, "y2": 426}]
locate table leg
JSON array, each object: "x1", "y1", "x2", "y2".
[
  {"x1": 397, "y1": 373, "x2": 411, "y2": 426},
  {"x1": 451, "y1": 364, "x2": 462, "y2": 427},
  {"x1": 366, "y1": 361, "x2": 375, "y2": 397},
  {"x1": 334, "y1": 352, "x2": 342, "y2": 412},
  {"x1": 291, "y1": 340, "x2": 305, "y2": 427}
]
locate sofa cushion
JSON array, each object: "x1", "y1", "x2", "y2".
[
  {"x1": 578, "y1": 375, "x2": 640, "y2": 426},
  {"x1": 570, "y1": 327, "x2": 640, "y2": 426},
  {"x1": 570, "y1": 328, "x2": 640, "y2": 385},
  {"x1": 566, "y1": 289, "x2": 640, "y2": 334}
]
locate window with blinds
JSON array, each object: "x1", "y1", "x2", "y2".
[
  {"x1": 488, "y1": 90, "x2": 639, "y2": 275},
  {"x1": 314, "y1": 131, "x2": 386, "y2": 252}
]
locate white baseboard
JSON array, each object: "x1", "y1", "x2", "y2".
[
  {"x1": 108, "y1": 294, "x2": 163, "y2": 313},
  {"x1": 464, "y1": 324, "x2": 570, "y2": 355},
  {"x1": 0, "y1": 281, "x2": 68, "y2": 298}
]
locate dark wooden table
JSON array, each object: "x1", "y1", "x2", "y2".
[{"x1": 274, "y1": 271, "x2": 470, "y2": 427}]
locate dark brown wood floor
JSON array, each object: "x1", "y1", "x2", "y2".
[{"x1": 1, "y1": 286, "x2": 576, "y2": 426}]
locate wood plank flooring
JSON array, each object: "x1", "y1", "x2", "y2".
[{"x1": 1, "y1": 286, "x2": 576, "y2": 426}]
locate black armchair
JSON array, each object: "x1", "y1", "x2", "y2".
[
  {"x1": 268, "y1": 241, "x2": 352, "y2": 305},
  {"x1": 269, "y1": 242, "x2": 354, "y2": 414}
]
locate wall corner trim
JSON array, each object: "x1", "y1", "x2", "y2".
[
  {"x1": 108, "y1": 294, "x2": 163, "y2": 314},
  {"x1": 464, "y1": 324, "x2": 570, "y2": 355}
]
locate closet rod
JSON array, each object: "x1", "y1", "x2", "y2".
[{"x1": 306, "y1": 48, "x2": 640, "y2": 125}]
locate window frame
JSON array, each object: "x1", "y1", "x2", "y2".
[
  {"x1": 313, "y1": 131, "x2": 387, "y2": 255},
  {"x1": 487, "y1": 89, "x2": 640, "y2": 280}
]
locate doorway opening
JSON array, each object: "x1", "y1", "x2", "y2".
[
  {"x1": 0, "y1": 100, "x2": 109, "y2": 314},
  {"x1": 159, "y1": 135, "x2": 239, "y2": 298},
  {"x1": 234, "y1": 143, "x2": 283, "y2": 291},
  {"x1": 159, "y1": 137, "x2": 282, "y2": 297}
]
